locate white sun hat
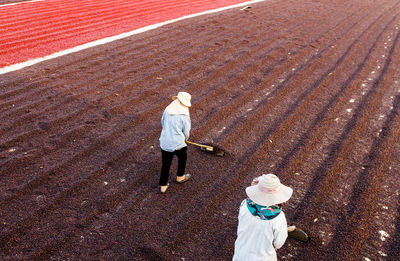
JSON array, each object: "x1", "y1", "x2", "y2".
[
  {"x1": 246, "y1": 174, "x2": 293, "y2": 206},
  {"x1": 172, "y1": 91, "x2": 191, "y2": 107}
]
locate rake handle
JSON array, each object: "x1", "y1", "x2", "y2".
[{"x1": 186, "y1": 140, "x2": 214, "y2": 151}]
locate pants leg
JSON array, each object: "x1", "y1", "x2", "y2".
[
  {"x1": 160, "y1": 149, "x2": 174, "y2": 186},
  {"x1": 175, "y1": 146, "x2": 187, "y2": 177}
]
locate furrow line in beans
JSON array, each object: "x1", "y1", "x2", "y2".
[
  {"x1": 213, "y1": 2, "x2": 397, "y2": 156},
  {"x1": 322, "y1": 27, "x2": 400, "y2": 261},
  {"x1": 287, "y1": 17, "x2": 400, "y2": 223},
  {"x1": 284, "y1": 17, "x2": 400, "y2": 260},
  {"x1": 190, "y1": 0, "x2": 375, "y2": 144}
]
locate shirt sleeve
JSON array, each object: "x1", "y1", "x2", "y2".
[
  {"x1": 272, "y1": 213, "x2": 288, "y2": 249},
  {"x1": 161, "y1": 110, "x2": 166, "y2": 127},
  {"x1": 182, "y1": 116, "x2": 191, "y2": 140}
]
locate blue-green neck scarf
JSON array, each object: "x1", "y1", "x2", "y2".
[{"x1": 246, "y1": 198, "x2": 282, "y2": 220}]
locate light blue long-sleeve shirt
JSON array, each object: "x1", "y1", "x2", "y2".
[{"x1": 159, "y1": 109, "x2": 191, "y2": 152}]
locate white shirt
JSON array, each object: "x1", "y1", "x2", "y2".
[{"x1": 233, "y1": 200, "x2": 288, "y2": 261}]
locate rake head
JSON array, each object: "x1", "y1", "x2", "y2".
[{"x1": 200, "y1": 145, "x2": 225, "y2": 157}]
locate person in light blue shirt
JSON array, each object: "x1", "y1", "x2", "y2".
[{"x1": 159, "y1": 92, "x2": 192, "y2": 193}]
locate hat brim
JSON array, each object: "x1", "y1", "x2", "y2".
[{"x1": 246, "y1": 183, "x2": 293, "y2": 206}]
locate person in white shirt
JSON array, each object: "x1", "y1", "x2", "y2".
[
  {"x1": 233, "y1": 174, "x2": 293, "y2": 260},
  {"x1": 159, "y1": 92, "x2": 192, "y2": 193}
]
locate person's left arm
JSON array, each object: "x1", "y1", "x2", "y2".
[{"x1": 272, "y1": 214, "x2": 288, "y2": 249}]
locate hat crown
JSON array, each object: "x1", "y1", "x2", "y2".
[
  {"x1": 258, "y1": 174, "x2": 280, "y2": 190},
  {"x1": 246, "y1": 173, "x2": 293, "y2": 206},
  {"x1": 177, "y1": 92, "x2": 191, "y2": 107}
]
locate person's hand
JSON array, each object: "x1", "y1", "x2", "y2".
[{"x1": 251, "y1": 177, "x2": 259, "y2": 186}]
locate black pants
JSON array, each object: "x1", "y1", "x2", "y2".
[{"x1": 159, "y1": 147, "x2": 187, "y2": 186}]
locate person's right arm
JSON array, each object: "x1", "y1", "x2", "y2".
[{"x1": 182, "y1": 116, "x2": 191, "y2": 140}]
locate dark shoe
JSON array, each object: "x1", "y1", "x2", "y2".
[
  {"x1": 160, "y1": 183, "x2": 169, "y2": 193},
  {"x1": 176, "y1": 174, "x2": 191, "y2": 184}
]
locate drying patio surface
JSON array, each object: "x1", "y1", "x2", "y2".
[{"x1": 0, "y1": 0, "x2": 399, "y2": 259}]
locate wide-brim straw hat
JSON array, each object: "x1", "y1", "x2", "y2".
[
  {"x1": 172, "y1": 91, "x2": 191, "y2": 107},
  {"x1": 246, "y1": 174, "x2": 293, "y2": 206}
]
